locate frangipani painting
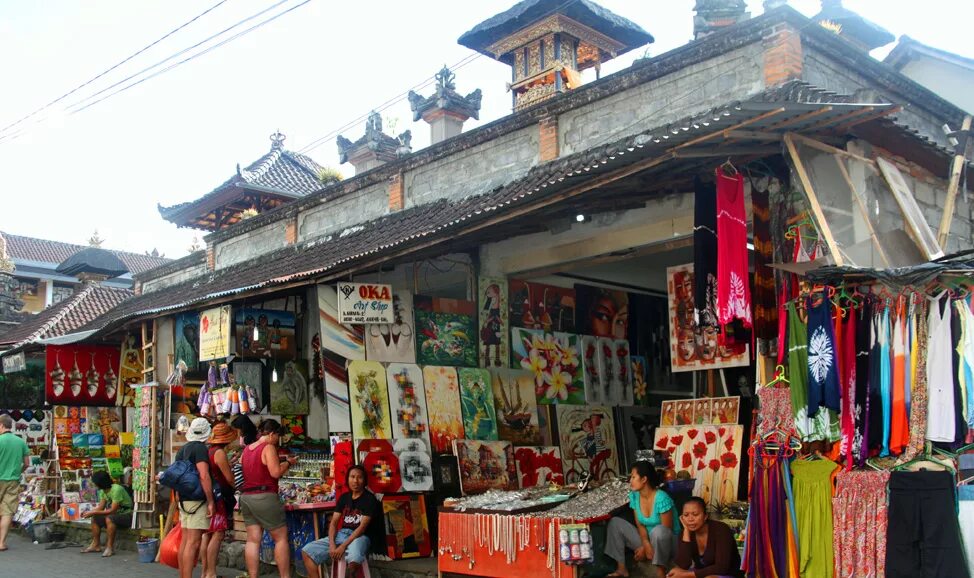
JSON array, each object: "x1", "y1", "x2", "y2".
[
  {"x1": 458, "y1": 368, "x2": 498, "y2": 441},
  {"x1": 348, "y1": 361, "x2": 392, "y2": 443},
  {"x1": 422, "y1": 366, "x2": 464, "y2": 453},
  {"x1": 489, "y1": 369, "x2": 541, "y2": 445},
  {"x1": 386, "y1": 363, "x2": 431, "y2": 449},
  {"x1": 653, "y1": 424, "x2": 743, "y2": 506},
  {"x1": 511, "y1": 328, "x2": 585, "y2": 405}
]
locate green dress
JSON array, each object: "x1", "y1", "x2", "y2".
[{"x1": 791, "y1": 458, "x2": 837, "y2": 578}]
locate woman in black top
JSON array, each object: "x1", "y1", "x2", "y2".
[{"x1": 667, "y1": 497, "x2": 743, "y2": 578}]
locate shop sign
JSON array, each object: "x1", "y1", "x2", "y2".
[
  {"x1": 2, "y1": 352, "x2": 25, "y2": 374},
  {"x1": 199, "y1": 305, "x2": 232, "y2": 361},
  {"x1": 336, "y1": 282, "x2": 394, "y2": 324}
]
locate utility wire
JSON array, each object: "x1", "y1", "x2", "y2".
[{"x1": 0, "y1": 0, "x2": 232, "y2": 136}]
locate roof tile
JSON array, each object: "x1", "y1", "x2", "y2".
[
  {"x1": 0, "y1": 284, "x2": 132, "y2": 348},
  {"x1": 3, "y1": 232, "x2": 169, "y2": 274}
]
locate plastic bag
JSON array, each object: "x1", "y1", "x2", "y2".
[{"x1": 159, "y1": 523, "x2": 181, "y2": 569}]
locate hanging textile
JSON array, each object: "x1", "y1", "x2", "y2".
[
  {"x1": 757, "y1": 386, "x2": 795, "y2": 437},
  {"x1": 751, "y1": 179, "x2": 777, "y2": 341},
  {"x1": 788, "y1": 302, "x2": 838, "y2": 442},
  {"x1": 899, "y1": 299, "x2": 928, "y2": 464},
  {"x1": 744, "y1": 454, "x2": 798, "y2": 578},
  {"x1": 694, "y1": 177, "x2": 719, "y2": 330},
  {"x1": 832, "y1": 470, "x2": 890, "y2": 578},
  {"x1": 927, "y1": 294, "x2": 955, "y2": 443},
  {"x1": 952, "y1": 303, "x2": 969, "y2": 444},
  {"x1": 838, "y1": 312, "x2": 856, "y2": 469},
  {"x1": 806, "y1": 297, "x2": 841, "y2": 416},
  {"x1": 959, "y1": 485, "x2": 974, "y2": 578},
  {"x1": 959, "y1": 298, "x2": 974, "y2": 433},
  {"x1": 791, "y1": 458, "x2": 838, "y2": 578},
  {"x1": 716, "y1": 169, "x2": 752, "y2": 329},
  {"x1": 879, "y1": 308, "x2": 892, "y2": 457},
  {"x1": 854, "y1": 300, "x2": 872, "y2": 466},
  {"x1": 890, "y1": 300, "x2": 909, "y2": 455}
]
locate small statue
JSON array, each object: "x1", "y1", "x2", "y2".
[{"x1": 435, "y1": 65, "x2": 456, "y2": 91}]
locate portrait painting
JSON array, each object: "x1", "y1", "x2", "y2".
[
  {"x1": 575, "y1": 284, "x2": 629, "y2": 340},
  {"x1": 234, "y1": 308, "x2": 296, "y2": 359},
  {"x1": 508, "y1": 279, "x2": 575, "y2": 333},
  {"x1": 478, "y1": 277, "x2": 509, "y2": 368}
]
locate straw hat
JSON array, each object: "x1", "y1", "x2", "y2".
[
  {"x1": 185, "y1": 417, "x2": 212, "y2": 442},
  {"x1": 209, "y1": 422, "x2": 237, "y2": 446}
]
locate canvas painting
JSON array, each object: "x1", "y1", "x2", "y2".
[
  {"x1": 395, "y1": 438, "x2": 433, "y2": 492},
  {"x1": 575, "y1": 284, "x2": 629, "y2": 340},
  {"x1": 710, "y1": 396, "x2": 741, "y2": 425},
  {"x1": 489, "y1": 369, "x2": 541, "y2": 445},
  {"x1": 607, "y1": 339, "x2": 634, "y2": 406},
  {"x1": 692, "y1": 398, "x2": 714, "y2": 425},
  {"x1": 478, "y1": 277, "x2": 509, "y2": 369},
  {"x1": 174, "y1": 311, "x2": 201, "y2": 371},
  {"x1": 269, "y1": 360, "x2": 309, "y2": 415},
  {"x1": 234, "y1": 308, "x2": 296, "y2": 359},
  {"x1": 511, "y1": 329, "x2": 585, "y2": 405},
  {"x1": 317, "y1": 285, "x2": 366, "y2": 360},
  {"x1": 581, "y1": 335, "x2": 607, "y2": 405},
  {"x1": 666, "y1": 264, "x2": 749, "y2": 372},
  {"x1": 414, "y1": 296, "x2": 477, "y2": 367},
  {"x1": 453, "y1": 439, "x2": 517, "y2": 495},
  {"x1": 117, "y1": 333, "x2": 143, "y2": 407},
  {"x1": 556, "y1": 405, "x2": 620, "y2": 484},
  {"x1": 422, "y1": 366, "x2": 464, "y2": 453},
  {"x1": 508, "y1": 279, "x2": 575, "y2": 332},
  {"x1": 660, "y1": 399, "x2": 694, "y2": 426},
  {"x1": 386, "y1": 363, "x2": 431, "y2": 449},
  {"x1": 458, "y1": 368, "x2": 498, "y2": 441},
  {"x1": 513, "y1": 446, "x2": 565, "y2": 488},
  {"x1": 382, "y1": 494, "x2": 432, "y2": 559},
  {"x1": 366, "y1": 291, "x2": 417, "y2": 364},
  {"x1": 362, "y1": 442, "x2": 402, "y2": 494},
  {"x1": 321, "y1": 351, "x2": 351, "y2": 434},
  {"x1": 348, "y1": 361, "x2": 392, "y2": 442},
  {"x1": 653, "y1": 425, "x2": 743, "y2": 506},
  {"x1": 631, "y1": 355, "x2": 650, "y2": 406}
]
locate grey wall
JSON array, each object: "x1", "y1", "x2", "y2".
[
  {"x1": 298, "y1": 183, "x2": 389, "y2": 243},
  {"x1": 141, "y1": 262, "x2": 209, "y2": 294},
  {"x1": 215, "y1": 222, "x2": 286, "y2": 269},
  {"x1": 899, "y1": 57, "x2": 974, "y2": 116}
]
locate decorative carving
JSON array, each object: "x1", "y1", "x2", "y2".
[
  {"x1": 397, "y1": 130, "x2": 412, "y2": 156},
  {"x1": 408, "y1": 68, "x2": 483, "y2": 123},
  {"x1": 527, "y1": 43, "x2": 541, "y2": 76},
  {"x1": 269, "y1": 130, "x2": 286, "y2": 150},
  {"x1": 435, "y1": 65, "x2": 456, "y2": 90},
  {"x1": 515, "y1": 83, "x2": 556, "y2": 110},
  {"x1": 486, "y1": 14, "x2": 625, "y2": 60},
  {"x1": 543, "y1": 35, "x2": 555, "y2": 69},
  {"x1": 337, "y1": 110, "x2": 401, "y2": 166},
  {"x1": 514, "y1": 50, "x2": 525, "y2": 82}
]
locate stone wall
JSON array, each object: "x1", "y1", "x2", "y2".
[
  {"x1": 214, "y1": 222, "x2": 287, "y2": 269},
  {"x1": 141, "y1": 262, "x2": 209, "y2": 294},
  {"x1": 297, "y1": 182, "x2": 389, "y2": 243}
]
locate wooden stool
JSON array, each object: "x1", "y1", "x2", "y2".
[{"x1": 329, "y1": 558, "x2": 371, "y2": 578}]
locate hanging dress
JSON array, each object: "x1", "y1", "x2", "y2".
[
  {"x1": 806, "y1": 297, "x2": 841, "y2": 416},
  {"x1": 789, "y1": 302, "x2": 838, "y2": 442},
  {"x1": 926, "y1": 294, "x2": 956, "y2": 443},
  {"x1": 715, "y1": 170, "x2": 752, "y2": 329},
  {"x1": 839, "y1": 311, "x2": 856, "y2": 468},
  {"x1": 879, "y1": 307, "x2": 892, "y2": 457},
  {"x1": 832, "y1": 470, "x2": 890, "y2": 578},
  {"x1": 890, "y1": 299, "x2": 909, "y2": 455},
  {"x1": 899, "y1": 300, "x2": 929, "y2": 464},
  {"x1": 792, "y1": 458, "x2": 838, "y2": 578},
  {"x1": 855, "y1": 300, "x2": 872, "y2": 465},
  {"x1": 694, "y1": 178, "x2": 719, "y2": 331}
]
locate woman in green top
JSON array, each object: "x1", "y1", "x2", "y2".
[
  {"x1": 80, "y1": 471, "x2": 133, "y2": 557},
  {"x1": 605, "y1": 461, "x2": 681, "y2": 578}
]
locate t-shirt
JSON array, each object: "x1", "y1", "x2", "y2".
[
  {"x1": 99, "y1": 483, "x2": 133, "y2": 514},
  {"x1": 336, "y1": 490, "x2": 382, "y2": 549},
  {"x1": 176, "y1": 440, "x2": 209, "y2": 465},
  {"x1": 0, "y1": 432, "x2": 29, "y2": 481},
  {"x1": 629, "y1": 490, "x2": 681, "y2": 536}
]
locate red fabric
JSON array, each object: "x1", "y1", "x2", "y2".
[
  {"x1": 241, "y1": 441, "x2": 278, "y2": 493},
  {"x1": 208, "y1": 446, "x2": 232, "y2": 489},
  {"x1": 840, "y1": 311, "x2": 856, "y2": 470},
  {"x1": 715, "y1": 171, "x2": 752, "y2": 329}
]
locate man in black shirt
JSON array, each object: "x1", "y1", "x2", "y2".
[{"x1": 175, "y1": 418, "x2": 216, "y2": 578}]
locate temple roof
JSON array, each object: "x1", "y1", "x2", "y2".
[
  {"x1": 408, "y1": 66, "x2": 483, "y2": 122},
  {"x1": 158, "y1": 132, "x2": 326, "y2": 231},
  {"x1": 2, "y1": 232, "x2": 168, "y2": 274},
  {"x1": 885, "y1": 35, "x2": 974, "y2": 73},
  {"x1": 812, "y1": 0, "x2": 894, "y2": 50},
  {"x1": 55, "y1": 247, "x2": 129, "y2": 279},
  {"x1": 458, "y1": 0, "x2": 653, "y2": 59}
]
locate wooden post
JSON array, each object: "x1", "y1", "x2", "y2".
[
  {"x1": 938, "y1": 114, "x2": 973, "y2": 248},
  {"x1": 784, "y1": 133, "x2": 844, "y2": 266}
]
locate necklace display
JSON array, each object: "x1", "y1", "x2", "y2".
[{"x1": 441, "y1": 512, "x2": 562, "y2": 576}]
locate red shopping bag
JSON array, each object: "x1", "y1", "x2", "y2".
[{"x1": 160, "y1": 523, "x2": 181, "y2": 568}]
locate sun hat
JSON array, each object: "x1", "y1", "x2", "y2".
[
  {"x1": 209, "y1": 422, "x2": 237, "y2": 445},
  {"x1": 185, "y1": 417, "x2": 212, "y2": 442}
]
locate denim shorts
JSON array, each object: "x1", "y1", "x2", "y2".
[{"x1": 302, "y1": 528, "x2": 371, "y2": 564}]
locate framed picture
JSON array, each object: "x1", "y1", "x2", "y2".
[
  {"x1": 453, "y1": 439, "x2": 517, "y2": 495},
  {"x1": 556, "y1": 405, "x2": 620, "y2": 484},
  {"x1": 366, "y1": 291, "x2": 417, "y2": 364},
  {"x1": 415, "y1": 296, "x2": 477, "y2": 368},
  {"x1": 489, "y1": 369, "x2": 541, "y2": 445},
  {"x1": 458, "y1": 368, "x2": 498, "y2": 441},
  {"x1": 382, "y1": 495, "x2": 432, "y2": 559},
  {"x1": 513, "y1": 446, "x2": 564, "y2": 488}
]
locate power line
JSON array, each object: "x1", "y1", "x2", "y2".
[{"x1": 0, "y1": 0, "x2": 232, "y2": 136}]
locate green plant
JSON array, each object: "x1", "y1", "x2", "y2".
[{"x1": 318, "y1": 166, "x2": 344, "y2": 185}]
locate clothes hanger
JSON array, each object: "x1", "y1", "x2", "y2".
[
  {"x1": 764, "y1": 365, "x2": 790, "y2": 388},
  {"x1": 719, "y1": 157, "x2": 738, "y2": 176},
  {"x1": 893, "y1": 443, "x2": 957, "y2": 475}
]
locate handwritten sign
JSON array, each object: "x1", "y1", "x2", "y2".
[
  {"x1": 199, "y1": 305, "x2": 231, "y2": 361},
  {"x1": 337, "y1": 283, "x2": 394, "y2": 324},
  {"x1": 2, "y1": 352, "x2": 25, "y2": 374}
]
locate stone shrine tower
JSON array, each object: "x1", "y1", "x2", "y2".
[{"x1": 408, "y1": 66, "x2": 483, "y2": 145}]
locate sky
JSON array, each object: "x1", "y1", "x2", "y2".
[{"x1": 1, "y1": 0, "x2": 972, "y2": 260}]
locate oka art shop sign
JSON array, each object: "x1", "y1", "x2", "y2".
[{"x1": 337, "y1": 283, "x2": 394, "y2": 324}]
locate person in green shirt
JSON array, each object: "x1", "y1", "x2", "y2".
[
  {"x1": 0, "y1": 414, "x2": 30, "y2": 552},
  {"x1": 80, "y1": 471, "x2": 133, "y2": 557}
]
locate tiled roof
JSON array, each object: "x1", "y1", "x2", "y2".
[
  {"x1": 0, "y1": 283, "x2": 132, "y2": 349},
  {"x1": 2, "y1": 232, "x2": 169, "y2": 274}
]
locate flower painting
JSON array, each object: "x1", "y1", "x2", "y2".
[
  {"x1": 511, "y1": 328, "x2": 585, "y2": 405},
  {"x1": 423, "y1": 366, "x2": 464, "y2": 453},
  {"x1": 632, "y1": 355, "x2": 649, "y2": 406},
  {"x1": 513, "y1": 446, "x2": 565, "y2": 488},
  {"x1": 653, "y1": 424, "x2": 743, "y2": 506},
  {"x1": 453, "y1": 439, "x2": 517, "y2": 495},
  {"x1": 386, "y1": 363, "x2": 431, "y2": 450},
  {"x1": 347, "y1": 361, "x2": 392, "y2": 444},
  {"x1": 489, "y1": 369, "x2": 541, "y2": 445},
  {"x1": 458, "y1": 368, "x2": 498, "y2": 441},
  {"x1": 581, "y1": 335, "x2": 607, "y2": 405},
  {"x1": 415, "y1": 296, "x2": 477, "y2": 368}
]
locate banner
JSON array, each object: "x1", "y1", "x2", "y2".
[
  {"x1": 199, "y1": 305, "x2": 231, "y2": 361},
  {"x1": 337, "y1": 283, "x2": 394, "y2": 324},
  {"x1": 2, "y1": 352, "x2": 25, "y2": 374}
]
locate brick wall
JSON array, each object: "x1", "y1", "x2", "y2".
[
  {"x1": 539, "y1": 116, "x2": 559, "y2": 162},
  {"x1": 284, "y1": 217, "x2": 297, "y2": 245},
  {"x1": 389, "y1": 172, "x2": 404, "y2": 211},
  {"x1": 763, "y1": 23, "x2": 803, "y2": 86}
]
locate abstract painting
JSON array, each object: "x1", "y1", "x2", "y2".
[
  {"x1": 317, "y1": 285, "x2": 366, "y2": 360},
  {"x1": 458, "y1": 368, "x2": 498, "y2": 441},
  {"x1": 395, "y1": 438, "x2": 433, "y2": 492},
  {"x1": 513, "y1": 446, "x2": 565, "y2": 488},
  {"x1": 508, "y1": 279, "x2": 575, "y2": 332},
  {"x1": 489, "y1": 369, "x2": 541, "y2": 445},
  {"x1": 478, "y1": 277, "x2": 509, "y2": 369},
  {"x1": 269, "y1": 360, "x2": 309, "y2": 415},
  {"x1": 348, "y1": 361, "x2": 392, "y2": 443},
  {"x1": 414, "y1": 296, "x2": 477, "y2": 367},
  {"x1": 366, "y1": 291, "x2": 417, "y2": 364},
  {"x1": 653, "y1": 425, "x2": 743, "y2": 506},
  {"x1": 361, "y1": 442, "x2": 402, "y2": 494},
  {"x1": 386, "y1": 363, "x2": 431, "y2": 449},
  {"x1": 575, "y1": 284, "x2": 629, "y2": 339},
  {"x1": 382, "y1": 494, "x2": 432, "y2": 559},
  {"x1": 556, "y1": 405, "x2": 620, "y2": 484},
  {"x1": 234, "y1": 308, "x2": 296, "y2": 359},
  {"x1": 511, "y1": 329, "x2": 585, "y2": 405},
  {"x1": 422, "y1": 366, "x2": 463, "y2": 453},
  {"x1": 453, "y1": 439, "x2": 517, "y2": 495}
]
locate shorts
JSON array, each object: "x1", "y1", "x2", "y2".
[
  {"x1": 239, "y1": 492, "x2": 286, "y2": 530},
  {"x1": 302, "y1": 529, "x2": 371, "y2": 565},
  {"x1": 92, "y1": 512, "x2": 132, "y2": 529},
  {"x1": 179, "y1": 500, "x2": 211, "y2": 531},
  {"x1": 0, "y1": 480, "x2": 20, "y2": 516}
]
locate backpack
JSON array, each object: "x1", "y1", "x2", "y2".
[{"x1": 159, "y1": 460, "x2": 223, "y2": 503}]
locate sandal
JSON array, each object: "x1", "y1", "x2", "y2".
[
  {"x1": 101, "y1": 548, "x2": 114, "y2": 557},
  {"x1": 80, "y1": 545, "x2": 101, "y2": 554}
]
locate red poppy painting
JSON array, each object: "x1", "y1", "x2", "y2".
[{"x1": 653, "y1": 424, "x2": 743, "y2": 506}]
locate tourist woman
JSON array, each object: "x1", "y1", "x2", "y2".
[
  {"x1": 605, "y1": 461, "x2": 680, "y2": 578},
  {"x1": 231, "y1": 413, "x2": 259, "y2": 446},
  {"x1": 667, "y1": 497, "x2": 743, "y2": 578},
  {"x1": 200, "y1": 422, "x2": 237, "y2": 578},
  {"x1": 80, "y1": 471, "x2": 133, "y2": 557},
  {"x1": 239, "y1": 419, "x2": 297, "y2": 578}
]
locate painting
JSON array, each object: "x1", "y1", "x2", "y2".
[
  {"x1": 325, "y1": 367, "x2": 351, "y2": 434},
  {"x1": 666, "y1": 264, "x2": 749, "y2": 372},
  {"x1": 414, "y1": 296, "x2": 477, "y2": 367},
  {"x1": 709, "y1": 396, "x2": 740, "y2": 425},
  {"x1": 117, "y1": 333, "x2": 143, "y2": 407},
  {"x1": 618, "y1": 406, "x2": 660, "y2": 471},
  {"x1": 46, "y1": 345, "x2": 121, "y2": 406},
  {"x1": 489, "y1": 369, "x2": 541, "y2": 445},
  {"x1": 395, "y1": 438, "x2": 433, "y2": 492},
  {"x1": 453, "y1": 439, "x2": 517, "y2": 495},
  {"x1": 422, "y1": 366, "x2": 464, "y2": 453},
  {"x1": 458, "y1": 368, "x2": 498, "y2": 441},
  {"x1": 660, "y1": 399, "x2": 694, "y2": 426},
  {"x1": 556, "y1": 405, "x2": 620, "y2": 484},
  {"x1": 361, "y1": 440, "x2": 402, "y2": 494},
  {"x1": 608, "y1": 339, "x2": 633, "y2": 406},
  {"x1": 366, "y1": 291, "x2": 417, "y2": 363},
  {"x1": 0, "y1": 356, "x2": 46, "y2": 409},
  {"x1": 513, "y1": 446, "x2": 565, "y2": 488},
  {"x1": 269, "y1": 360, "x2": 309, "y2": 415},
  {"x1": 478, "y1": 277, "x2": 509, "y2": 368},
  {"x1": 386, "y1": 363, "x2": 431, "y2": 449},
  {"x1": 199, "y1": 305, "x2": 232, "y2": 361},
  {"x1": 509, "y1": 279, "x2": 575, "y2": 332},
  {"x1": 382, "y1": 494, "x2": 432, "y2": 559},
  {"x1": 692, "y1": 398, "x2": 714, "y2": 425},
  {"x1": 575, "y1": 284, "x2": 629, "y2": 340},
  {"x1": 317, "y1": 285, "x2": 365, "y2": 360},
  {"x1": 511, "y1": 329, "x2": 585, "y2": 405},
  {"x1": 234, "y1": 308, "x2": 296, "y2": 359},
  {"x1": 174, "y1": 311, "x2": 201, "y2": 371},
  {"x1": 232, "y1": 362, "x2": 263, "y2": 412},
  {"x1": 653, "y1": 425, "x2": 743, "y2": 506},
  {"x1": 581, "y1": 335, "x2": 607, "y2": 405},
  {"x1": 348, "y1": 361, "x2": 392, "y2": 443},
  {"x1": 631, "y1": 355, "x2": 650, "y2": 406}
]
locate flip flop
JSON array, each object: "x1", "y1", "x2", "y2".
[
  {"x1": 80, "y1": 546, "x2": 101, "y2": 554},
  {"x1": 0, "y1": 546, "x2": 8, "y2": 552},
  {"x1": 101, "y1": 548, "x2": 114, "y2": 558}
]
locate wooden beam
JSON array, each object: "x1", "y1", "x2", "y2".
[
  {"x1": 766, "y1": 106, "x2": 833, "y2": 130},
  {"x1": 939, "y1": 114, "x2": 973, "y2": 248},
  {"x1": 787, "y1": 132, "x2": 876, "y2": 166},
  {"x1": 801, "y1": 106, "x2": 874, "y2": 133},
  {"x1": 670, "y1": 108, "x2": 787, "y2": 151},
  {"x1": 722, "y1": 130, "x2": 784, "y2": 141},
  {"x1": 784, "y1": 133, "x2": 844, "y2": 266}
]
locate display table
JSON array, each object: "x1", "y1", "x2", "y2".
[{"x1": 285, "y1": 500, "x2": 336, "y2": 540}]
